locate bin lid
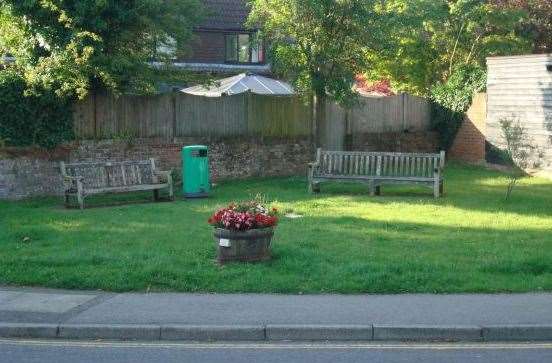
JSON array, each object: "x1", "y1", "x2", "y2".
[{"x1": 183, "y1": 145, "x2": 207, "y2": 150}]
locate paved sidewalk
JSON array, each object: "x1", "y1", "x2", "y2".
[{"x1": 1, "y1": 287, "x2": 552, "y2": 342}]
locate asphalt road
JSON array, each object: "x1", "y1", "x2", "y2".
[{"x1": 1, "y1": 340, "x2": 552, "y2": 363}]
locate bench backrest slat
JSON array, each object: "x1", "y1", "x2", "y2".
[
  {"x1": 316, "y1": 149, "x2": 444, "y2": 179},
  {"x1": 61, "y1": 160, "x2": 156, "y2": 189}
]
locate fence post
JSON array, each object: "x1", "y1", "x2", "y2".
[
  {"x1": 93, "y1": 92, "x2": 98, "y2": 139},
  {"x1": 245, "y1": 92, "x2": 252, "y2": 136},
  {"x1": 172, "y1": 92, "x2": 177, "y2": 141},
  {"x1": 401, "y1": 92, "x2": 406, "y2": 131}
]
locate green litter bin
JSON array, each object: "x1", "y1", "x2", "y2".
[{"x1": 182, "y1": 145, "x2": 210, "y2": 198}]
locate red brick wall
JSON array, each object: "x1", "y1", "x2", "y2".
[
  {"x1": 449, "y1": 93, "x2": 486, "y2": 164},
  {"x1": 180, "y1": 31, "x2": 226, "y2": 63}
]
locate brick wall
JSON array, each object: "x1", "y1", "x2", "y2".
[
  {"x1": 180, "y1": 31, "x2": 226, "y2": 63},
  {"x1": 0, "y1": 133, "x2": 441, "y2": 200},
  {"x1": 0, "y1": 137, "x2": 315, "y2": 199},
  {"x1": 449, "y1": 93, "x2": 486, "y2": 164}
]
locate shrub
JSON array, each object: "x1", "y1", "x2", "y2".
[
  {"x1": 499, "y1": 117, "x2": 544, "y2": 200},
  {"x1": 0, "y1": 70, "x2": 74, "y2": 149}
]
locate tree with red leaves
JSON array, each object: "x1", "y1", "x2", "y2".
[{"x1": 354, "y1": 76, "x2": 395, "y2": 97}]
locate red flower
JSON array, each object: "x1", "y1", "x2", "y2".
[
  {"x1": 208, "y1": 201, "x2": 278, "y2": 231},
  {"x1": 255, "y1": 214, "x2": 278, "y2": 227}
]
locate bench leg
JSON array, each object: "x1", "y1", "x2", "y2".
[
  {"x1": 369, "y1": 182, "x2": 381, "y2": 196},
  {"x1": 76, "y1": 192, "x2": 85, "y2": 210},
  {"x1": 308, "y1": 181, "x2": 320, "y2": 193},
  {"x1": 168, "y1": 183, "x2": 174, "y2": 201},
  {"x1": 76, "y1": 181, "x2": 85, "y2": 210},
  {"x1": 64, "y1": 193, "x2": 70, "y2": 208},
  {"x1": 434, "y1": 181, "x2": 440, "y2": 198},
  {"x1": 153, "y1": 189, "x2": 160, "y2": 201},
  {"x1": 313, "y1": 182, "x2": 320, "y2": 193},
  {"x1": 439, "y1": 180, "x2": 444, "y2": 196}
]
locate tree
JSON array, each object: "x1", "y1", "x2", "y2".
[
  {"x1": 0, "y1": 69, "x2": 73, "y2": 149},
  {"x1": 365, "y1": 0, "x2": 532, "y2": 95},
  {"x1": 491, "y1": 0, "x2": 552, "y2": 53},
  {"x1": 248, "y1": 0, "x2": 389, "y2": 137},
  {"x1": 0, "y1": 0, "x2": 204, "y2": 98}
]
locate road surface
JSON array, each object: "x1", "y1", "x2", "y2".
[{"x1": 1, "y1": 339, "x2": 552, "y2": 363}]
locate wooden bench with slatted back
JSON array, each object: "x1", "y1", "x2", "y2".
[
  {"x1": 59, "y1": 159, "x2": 174, "y2": 209},
  {"x1": 308, "y1": 149, "x2": 446, "y2": 197}
]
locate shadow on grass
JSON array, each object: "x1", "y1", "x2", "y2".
[
  {"x1": 2, "y1": 212, "x2": 552, "y2": 293},
  {"x1": 4, "y1": 162, "x2": 552, "y2": 218},
  {"x1": 213, "y1": 163, "x2": 552, "y2": 218}
]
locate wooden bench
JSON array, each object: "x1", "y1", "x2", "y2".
[
  {"x1": 60, "y1": 159, "x2": 174, "y2": 209},
  {"x1": 308, "y1": 149, "x2": 446, "y2": 197}
]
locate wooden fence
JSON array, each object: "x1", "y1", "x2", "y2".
[
  {"x1": 73, "y1": 92, "x2": 431, "y2": 148},
  {"x1": 320, "y1": 94, "x2": 431, "y2": 149},
  {"x1": 73, "y1": 92, "x2": 312, "y2": 139}
]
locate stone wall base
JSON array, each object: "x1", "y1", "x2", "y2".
[
  {"x1": 1, "y1": 132, "x2": 439, "y2": 200},
  {"x1": 0, "y1": 137, "x2": 314, "y2": 199}
]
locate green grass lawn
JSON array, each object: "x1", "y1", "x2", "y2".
[{"x1": 1, "y1": 163, "x2": 551, "y2": 294}]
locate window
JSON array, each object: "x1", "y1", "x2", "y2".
[{"x1": 225, "y1": 33, "x2": 264, "y2": 64}]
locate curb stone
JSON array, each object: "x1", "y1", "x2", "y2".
[
  {"x1": 1, "y1": 323, "x2": 552, "y2": 342},
  {"x1": 0, "y1": 323, "x2": 58, "y2": 339},
  {"x1": 482, "y1": 325, "x2": 552, "y2": 341},
  {"x1": 266, "y1": 325, "x2": 373, "y2": 341},
  {"x1": 373, "y1": 325, "x2": 482, "y2": 342},
  {"x1": 161, "y1": 325, "x2": 265, "y2": 341},
  {"x1": 58, "y1": 324, "x2": 161, "y2": 341}
]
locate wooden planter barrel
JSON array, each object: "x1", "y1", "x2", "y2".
[{"x1": 214, "y1": 227, "x2": 274, "y2": 264}]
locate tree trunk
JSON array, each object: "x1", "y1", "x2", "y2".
[{"x1": 313, "y1": 91, "x2": 327, "y2": 148}]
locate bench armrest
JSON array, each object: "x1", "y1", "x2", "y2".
[
  {"x1": 307, "y1": 162, "x2": 320, "y2": 181},
  {"x1": 62, "y1": 175, "x2": 84, "y2": 192},
  {"x1": 154, "y1": 170, "x2": 173, "y2": 184},
  {"x1": 63, "y1": 175, "x2": 83, "y2": 181},
  {"x1": 63, "y1": 175, "x2": 83, "y2": 185}
]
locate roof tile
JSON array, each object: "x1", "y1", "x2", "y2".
[{"x1": 200, "y1": 0, "x2": 251, "y2": 30}]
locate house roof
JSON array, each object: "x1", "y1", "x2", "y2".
[
  {"x1": 181, "y1": 73, "x2": 294, "y2": 97},
  {"x1": 199, "y1": 0, "x2": 251, "y2": 31},
  {"x1": 154, "y1": 61, "x2": 271, "y2": 75}
]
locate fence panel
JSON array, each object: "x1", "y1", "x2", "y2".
[
  {"x1": 402, "y1": 94, "x2": 432, "y2": 131},
  {"x1": 175, "y1": 93, "x2": 248, "y2": 137},
  {"x1": 248, "y1": 94, "x2": 312, "y2": 137},
  {"x1": 73, "y1": 95, "x2": 95, "y2": 139},
  {"x1": 73, "y1": 92, "x2": 432, "y2": 144},
  {"x1": 349, "y1": 94, "x2": 430, "y2": 134},
  {"x1": 319, "y1": 101, "x2": 346, "y2": 150},
  {"x1": 73, "y1": 93, "x2": 174, "y2": 139}
]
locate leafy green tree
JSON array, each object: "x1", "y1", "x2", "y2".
[
  {"x1": 0, "y1": 69, "x2": 73, "y2": 149},
  {"x1": 491, "y1": 0, "x2": 552, "y2": 53},
  {"x1": 0, "y1": 0, "x2": 204, "y2": 98},
  {"x1": 248, "y1": 0, "x2": 389, "y2": 132},
  {"x1": 366, "y1": 0, "x2": 532, "y2": 95}
]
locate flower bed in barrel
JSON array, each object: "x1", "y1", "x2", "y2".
[{"x1": 208, "y1": 201, "x2": 278, "y2": 264}]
